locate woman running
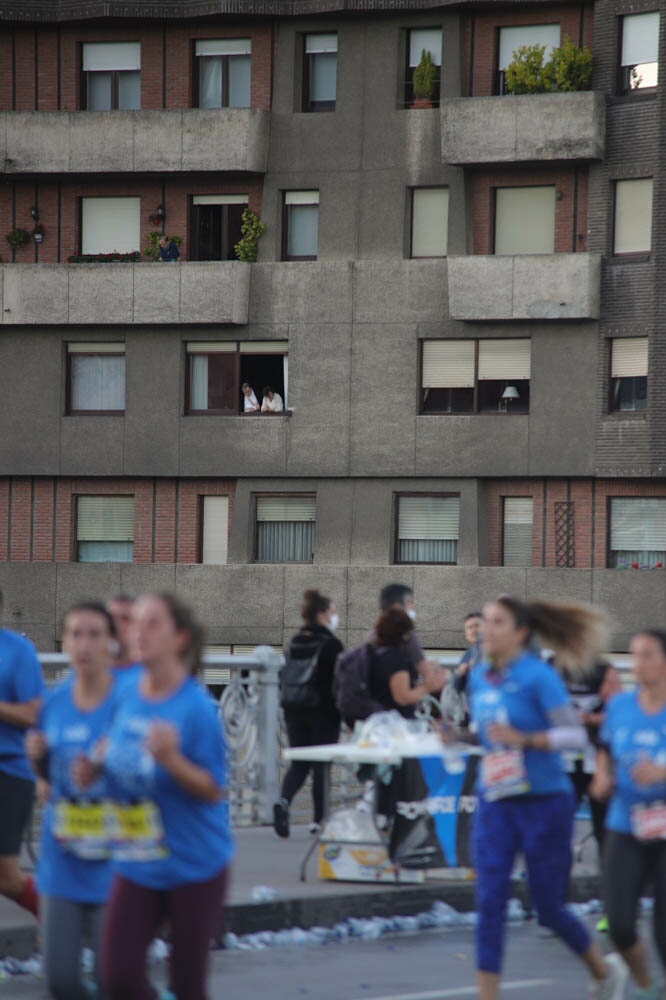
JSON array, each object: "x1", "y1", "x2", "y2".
[
  {"x1": 591, "y1": 628, "x2": 666, "y2": 999},
  {"x1": 27, "y1": 601, "x2": 118, "y2": 1000},
  {"x1": 466, "y1": 596, "x2": 627, "y2": 1000},
  {"x1": 95, "y1": 592, "x2": 233, "y2": 1000}
]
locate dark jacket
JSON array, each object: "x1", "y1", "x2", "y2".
[
  {"x1": 368, "y1": 643, "x2": 418, "y2": 719},
  {"x1": 285, "y1": 624, "x2": 343, "y2": 723},
  {"x1": 158, "y1": 240, "x2": 180, "y2": 262}
]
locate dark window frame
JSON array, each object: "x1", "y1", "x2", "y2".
[
  {"x1": 302, "y1": 32, "x2": 338, "y2": 112},
  {"x1": 281, "y1": 194, "x2": 319, "y2": 261},
  {"x1": 493, "y1": 21, "x2": 561, "y2": 96},
  {"x1": 617, "y1": 12, "x2": 659, "y2": 96},
  {"x1": 606, "y1": 495, "x2": 666, "y2": 569},
  {"x1": 184, "y1": 344, "x2": 289, "y2": 416},
  {"x1": 252, "y1": 491, "x2": 317, "y2": 564},
  {"x1": 608, "y1": 339, "x2": 648, "y2": 414},
  {"x1": 409, "y1": 186, "x2": 449, "y2": 259},
  {"x1": 393, "y1": 491, "x2": 460, "y2": 566},
  {"x1": 492, "y1": 183, "x2": 557, "y2": 256},
  {"x1": 193, "y1": 45, "x2": 252, "y2": 109},
  {"x1": 611, "y1": 176, "x2": 653, "y2": 260},
  {"x1": 73, "y1": 493, "x2": 134, "y2": 564},
  {"x1": 65, "y1": 350, "x2": 126, "y2": 417},
  {"x1": 82, "y1": 68, "x2": 141, "y2": 111},
  {"x1": 197, "y1": 493, "x2": 232, "y2": 563},
  {"x1": 189, "y1": 197, "x2": 248, "y2": 262},
  {"x1": 419, "y1": 340, "x2": 530, "y2": 415},
  {"x1": 403, "y1": 27, "x2": 442, "y2": 108},
  {"x1": 501, "y1": 495, "x2": 535, "y2": 568}
]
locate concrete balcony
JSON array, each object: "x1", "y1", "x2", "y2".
[
  {"x1": 0, "y1": 109, "x2": 269, "y2": 174},
  {"x1": 447, "y1": 253, "x2": 601, "y2": 321},
  {"x1": 0, "y1": 261, "x2": 251, "y2": 325},
  {"x1": 441, "y1": 92, "x2": 605, "y2": 165}
]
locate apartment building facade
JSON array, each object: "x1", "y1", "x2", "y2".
[{"x1": 0, "y1": 0, "x2": 663, "y2": 653}]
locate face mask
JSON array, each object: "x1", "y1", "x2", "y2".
[
  {"x1": 406, "y1": 609, "x2": 416, "y2": 622},
  {"x1": 328, "y1": 613, "x2": 340, "y2": 633}
]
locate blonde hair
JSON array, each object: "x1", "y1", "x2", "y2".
[{"x1": 493, "y1": 595, "x2": 610, "y2": 671}]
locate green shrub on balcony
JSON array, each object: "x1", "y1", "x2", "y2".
[
  {"x1": 234, "y1": 208, "x2": 265, "y2": 263},
  {"x1": 144, "y1": 231, "x2": 183, "y2": 262},
  {"x1": 505, "y1": 36, "x2": 593, "y2": 95}
]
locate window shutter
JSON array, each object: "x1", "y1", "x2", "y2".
[
  {"x1": 285, "y1": 190, "x2": 319, "y2": 205},
  {"x1": 412, "y1": 188, "x2": 448, "y2": 258},
  {"x1": 77, "y1": 497, "x2": 134, "y2": 541},
  {"x1": 305, "y1": 33, "x2": 337, "y2": 54},
  {"x1": 67, "y1": 343, "x2": 124, "y2": 354},
  {"x1": 611, "y1": 338, "x2": 648, "y2": 378},
  {"x1": 187, "y1": 342, "x2": 237, "y2": 354},
  {"x1": 614, "y1": 179, "x2": 653, "y2": 255},
  {"x1": 192, "y1": 194, "x2": 248, "y2": 206},
  {"x1": 611, "y1": 499, "x2": 666, "y2": 551},
  {"x1": 495, "y1": 186, "x2": 555, "y2": 256},
  {"x1": 195, "y1": 38, "x2": 251, "y2": 57},
  {"x1": 503, "y1": 498, "x2": 533, "y2": 567},
  {"x1": 81, "y1": 197, "x2": 140, "y2": 255},
  {"x1": 256, "y1": 497, "x2": 316, "y2": 522},
  {"x1": 498, "y1": 24, "x2": 560, "y2": 70},
  {"x1": 622, "y1": 13, "x2": 659, "y2": 66},
  {"x1": 202, "y1": 497, "x2": 229, "y2": 565},
  {"x1": 399, "y1": 496, "x2": 460, "y2": 541},
  {"x1": 478, "y1": 340, "x2": 531, "y2": 380},
  {"x1": 239, "y1": 342, "x2": 288, "y2": 354},
  {"x1": 409, "y1": 28, "x2": 442, "y2": 67},
  {"x1": 82, "y1": 42, "x2": 141, "y2": 71},
  {"x1": 422, "y1": 341, "x2": 475, "y2": 388}
]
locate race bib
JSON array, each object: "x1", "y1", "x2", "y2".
[
  {"x1": 631, "y1": 802, "x2": 666, "y2": 842},
  {"x1": 53, "y1": 801, "x2": 109, "y2": 860},
  {"x1": 481, "y1": 749, "x2": 530, "y2": 801},
  {"x1": 110, "y1": 801, "x2": 168, "y2": 861}
]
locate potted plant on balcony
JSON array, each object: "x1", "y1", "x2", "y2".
[
  {"x1": 234, "y1": 209, "x2": 265, "y2": 263},
  {"x1": 505, "y1": 37, "x2": 592, "y2": 94},
  {"x1": 411, "y1": 49, "x2": 438, "y2": 108},
  {"x1": 5, "y1": 228, "x2": 30, "y2": 252}
]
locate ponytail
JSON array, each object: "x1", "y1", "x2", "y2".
[
  {"x1": 495, "y1": 595, "x2": 610, "y2": 670},
  {"x1": 301, "y1": 589, "x2": 331, "y2": 627}
]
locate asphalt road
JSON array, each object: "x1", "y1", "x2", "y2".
[{"x1": 1, "y1": 915, "x2": 634, "y2": 1000}]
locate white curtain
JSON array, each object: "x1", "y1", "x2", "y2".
[
  {"x1": 199, "y1": 58, "x2": 222, "y2": 108},
  {"x1": 71, "y1": 355, "x2": 125, "y2": 411},
  {"x1": 190, "y1": 356, "x2": 209, "y2": 410},
  {"x1": 399, "y1": 539, "x2": 457, "y2": 563},
  {"x1": 257, "y1": 522, "x2": 314, "y2": 562}
]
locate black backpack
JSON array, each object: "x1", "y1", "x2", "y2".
[
  {"x1": 334, "y1": 644, "x2": 386, "y2": 724},
  {"x1": 279, "y1": 633, "x2": 328, "y2": 710}
]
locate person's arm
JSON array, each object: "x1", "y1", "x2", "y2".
[
  {"x1": 274, "y1": 395, "x2": 284, "y2": 412},
  {"x1": 389, "y1": 670, "x2": 431, "y2": 707},
  {"x1": 0, "y1": 697, "x2": 40, "y2": 730},
  {"x1": 146, "y1": 721, "x2": 224, "y2": 803},
  {"x1": 589, "y1": 747, "x2": 614, "y2": 801},
  {"x1": 4, "y1": 642, "x2": 45, "y2": 730}
]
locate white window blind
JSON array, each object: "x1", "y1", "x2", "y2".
[
  {"x1": 192, "y1": 194, "x2": 248, "y2": 205},
  {"x1": 412, "y1": 188, "x2": 448, "y2": 258},
  {"x1": 305, "y1": 33, "x2": 338, "y2": 53},
  {"x1": 495, "y1": 186, "x2": 555, "y2": 256},
  {"x1": 398, "y1": 496, "x2": 459, "y2": 564},
  {"x1": 187, "y1": 342, "x2": 236, "y2": 354},
  {"x1": 621, "y1": 13, "x2": 659, "y2": 66},
  {"x1": 498, "y1": 24, "x2": 560, "y2": 70},
  {"x1": 81, "y1": 197, "x2": 140, "y2": 255},
  {"x1": 67, "y1": 343, "x2": 124, "y2": 354},
  {"x1": 195, "y1": 38, "x2": 251, "y2": 57},
  {"x1": 615, "y1": 178, "x2": 653, "y2": 254},
  {"x1": 478, "y1": 340, "x2": 531, "y2": 380},
  {"x1": 285, "y1": 190, "x2": 319, "y2": 205},
  {"x1": 83, "y1": 42, "x2": 141, "y2": 71},
  {"x1": 503, "y1": 498, "x2": 533, "y2": 568},
  {"x1": 256, "y1": 497, "x2": 316, "y2": 522},
  {"x1": 202, "y1": 496, "x2": 229, "y2": 565},
  {"x1": 409, "y1": 28, "x2": 442, "y2": 67},
  {"x1": 70, "y1": 355, "x2": 125, "y2": 412},
  {"x1": 610, "y1": 499, "x2": 666, "y2": 567},
  {"x1": 239, "y1": 341, "x2": 288, "y2": 354},
  {"x1": 422, "y1": 341, "x2": 475, "y2": 388},
  {"x1": 611, "y1": 338, "x2": 648, "y2": 378},
  {"x1": 77, "y1": 496, "x2": 134, "y2": 541}
]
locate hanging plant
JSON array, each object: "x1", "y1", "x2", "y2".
[{"x1": 5, "y1": 228, "x2": 30, "y2": 251}]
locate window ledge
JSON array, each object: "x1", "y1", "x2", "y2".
[
  {"x1": 185, "y1": 411, "x2": 292, "y2": 418},
  {"x1": 609, "y1": 253, "x2": 652, "y2": 265},
  {"x1": 603, "y1": 412, "x2": 647, "y2": 421}
]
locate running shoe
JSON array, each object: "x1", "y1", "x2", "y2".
[
  {"x1": 272, "y1": 799, "x2": 290, "y2": 838},
  {"x1": 308, "y1": 822, "x2": 321, "y2": 835},
  {"x1": 596, "y1": 915, "x2": 610, "y2": 934},
  {"x1": 589, "y1": 953, "x2": 629, "y2": 1000},
  {"x1": 633, "y1": 986, "x2": 662, "y2": 999}
]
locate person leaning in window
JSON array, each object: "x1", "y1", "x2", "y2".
[
  {"x1": 273, "y1": 590, "x2": 342, "y2": 838},
  {"x1": 242, "y1": 382, "x2": 260, "y2": 413},
  {"x1": 261, "y1": 385, "x2": 284, "y2": 413},
  {"x1": 158, "y1": 235, "x2": 180, "y2": 262}
]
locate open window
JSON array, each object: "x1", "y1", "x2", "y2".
[
  {"x1": 610, "y1": 338, "x2": 648, "y2": 412},
  {"x1": 421, "y1": 339, "x2": 530, "y2": 414},
  {"x1": 185, "y1": 342, "x2": 288, "y2": 415},
  {"x1": 190, "y1": 195, "x2": 247, "y2": 261},
  {"x1": 619, "y1": 13, "x2": 659, "y2": 93}
]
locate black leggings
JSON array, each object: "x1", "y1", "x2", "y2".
[
  {"x1": 281, "y1": 711, "x2": 339, "y2": 823},
  {"x1": 603, "y1": 830, "x2": 666, "y2": 965},
  {"x1": 569, "y1": 766, "x2": 608, "y2": 854}
]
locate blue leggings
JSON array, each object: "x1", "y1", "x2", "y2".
[{"x1": 473, "y1": 792, "x2": 590, "y2": 973}]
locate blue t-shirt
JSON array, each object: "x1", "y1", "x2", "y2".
[
  {"x1": 104, "y1": 675, "x2": 234, "y2": 889},
  {"x1": 37, "y1": 675, "x2": 119, "y2": 903},
  {"x1": 601, "y1": 690, "x2": 666, "y2": 834},
  {"x1": 0, "y1": 630, "x2": 45, "y2": 780},
  {"x1": 469, "y1": 652, "x2": 573, "y2": 799}
]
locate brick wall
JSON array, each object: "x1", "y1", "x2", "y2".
[{"x1": 0, "y1": 477, "x2": 235, "y2": 564}]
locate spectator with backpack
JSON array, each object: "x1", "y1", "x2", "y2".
[
  {"x1": 368, "y1": 608, "x2": 442, "y2": 718},
  {"x1": 273, "y1": 590, "x2": 343, "y2": 839}
]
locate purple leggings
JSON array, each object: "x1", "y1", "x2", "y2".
[
  {"x1": 473, "y1": 792, "x2": 590, "y2": 973},
  {"x1": 101, "y1": 867, "x2": 229, "y2": 1000}
]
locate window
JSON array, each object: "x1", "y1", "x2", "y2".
[
  {"x1": 195, "y1": 38, "x2": 251, "y2": 108},
  {"x1": 186, "y1": 342, "x2": 288, "y2": 415},
  {"x1": 411, "y1": 188, "x2": 449, "y2": 258},
  {"x1": 610, "y1": 338, "x2": 648, "y2": 412},
  {"x1": 82, "y1": 42, "x2": 140, "y2": 110},
  {"x1": 609, "y1": 498, "x2": 666, "y2": 568},
  {"x1": 201, "y1": 496, "x2": 230, "y2": 564},
  {"x1": 81, "y1": 197, "x2": 140, "y2": 255},
  {"x1": 76, "y1": 496, "x2": 134, "y2": 563},
  {"x1": 421, "y1": 339, "x2": 531, "y2": 414},
  {"x1": 303, "y1": 33, "x2": 337, "y2": 111},
  {"x1": 67, "y1": 344, "x2": 125, "y2": 415},
  {"x1": 614, "y1": 178, "x2": 653, "y2": 255},
  {"x1": 497, "y1": 24, "x2": 560, "y2": 93},
  {"x1": 494, "y1": 186, "x2": 555, "y2": 255},
  {"x1": 620, "y1": 13, "x2": 659, "y2": 93},
  {"x1": 283, "y1": 191, "x2": 319, "y2": 260},
  {"x1": 396, "y1": 495, "x2": 460, "y2": 564},
  {"x1": 190, "y1": 195, "x2": 247, "y2": 261},
  {"x1": 405, "y1": 28, "x2": 442, "y2": 107},
  {"x1": 255, "y1": 496, "x2": 315, "y2": 563},
  {"x1": 502, "y1": 498, "x2": 534, "y2": 567}
]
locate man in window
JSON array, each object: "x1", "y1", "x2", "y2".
[
  {"x1": 242, "y1": 382, "x2": 260, "y2": 413},
  {"x1": 261, "y1": 385, "x2": 284, "y2": 413}
]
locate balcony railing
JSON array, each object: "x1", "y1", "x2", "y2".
[
  {"x1": 441, "y1": 92, "x2": 605, "y2": 165},
  {"x1": 0, "y1": 261, "x2": 251, "y2": 325},
  {"x1": 447, "y1": 253, "x2": 601, "y2": 321},
  {"x1": 1, "y1": 108, "x2": 270, "y2": 174}
]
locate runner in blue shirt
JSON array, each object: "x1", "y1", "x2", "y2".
[
  {"x1": 592, "y1": 628, "x2": 666, "y2": 1000},
  {"x1": 466, "y1": 595, "x2": 627, "y2": 1000},
  {"x1": 78, "y1": 593, "x2": 233, "y2": 1000},
  {"x1": 27, "y1": 600, "x2": 118, "y2": 1000},
  {"x1": 0, "y1": 587, "x2": 44, "y2": 919}
]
